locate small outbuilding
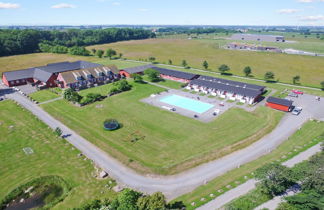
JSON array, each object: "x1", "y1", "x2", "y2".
[{"x1": 266, "y1": 96, "x2": 293, "y2": 112}]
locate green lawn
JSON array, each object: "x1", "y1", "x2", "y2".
[
  {"x1": 142, "y1": 75, "x2": 183, "y2": 89},
  {"x1": 41, "y1": 82, "x2": 283, "y2": 175},
  {"x1": 88, "y1": 38, "x2": 324, "y2": 88},
  {"x1": 0, "y1": 100, "x2": 117, "y2": 209},
  {"x1": 29, "y1": 89, "x2": 61, "y2": 103},
  {"x1": 175, "y1": 120, "x2": 324, "y2": 209}
]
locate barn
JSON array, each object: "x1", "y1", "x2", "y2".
[
  {"x1": 266, "y1": 97, "x2": 293, "y2": 112},
  {"x1": 119, "y1": 64, "x2": 155, "y2": 78},
  {"x1": 2, "y1": 61, "x2": 102, "y2": 88},
  {"x1": 151, "y1": 67, "x2": 199, "y2": 83}
]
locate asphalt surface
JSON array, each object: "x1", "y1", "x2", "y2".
[
  {"x1": 197, "y1": 143, "x2": 322, "y2": 210},
  {"x1": 2, "y1": 85, "x2": 324, "y2": 200}
]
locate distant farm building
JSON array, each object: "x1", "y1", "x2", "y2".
[
  {"x1": 227, "y1": 42, "x2": 282, "y2": 53},
  {"x1": 266, "y1": 97, "x2": 293, "y2": 112},
  {"x1": 231, "y1": 34, "x2": 285, "y2": 42},
  {"x1": 2, "y1": 61, "x2": 104, "y2": 88}
]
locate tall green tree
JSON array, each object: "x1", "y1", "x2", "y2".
[
  {"x1": 292, "y1": 75, "x2": 301, "y2": 84},
  {"x1": 137, "y1": 192, "x2": 167, "y2": 210},
  {"x1": 243, "y1": 66, "x2": 252, "y2": 77},
  {"x1": 202, "y1": 60, "x2": 209, "y2": 70},
  {"x1": 321, "y1": 81, "x2": 324, "y2": 90},
  {"x1": 148, "y1": 56, "x2": 156, "y2": 63},
  {"x1": 105, "y1": 48, "x2": 117, "y2": 59},
  {"x1": 91, "y1": 48, "x2": 96, "y2": 55},
  {"x1": 144, "y1": 68, "x2": 160, "y2": 82},
  {"x1": 255, "y1": 163, "x2": 296, "y2": 196},
  {"x1": 182, "y1": 60, "x2": 188, "y2": 67},
  {"x1": 264, "y1": 71, "x2": 275, "y2": 81},
  {"x1": 131, "y1": 73, "x2": 143, "y2": 83},
  {"x1": 218, "y1": 64, "x2": 230, "y2": 74},
  {"x1": 168, "y1": 59, "x2": 172, "y2": 65},
  {"x1": 96, "y1": 49, "x2": 104, "y2": 58}
]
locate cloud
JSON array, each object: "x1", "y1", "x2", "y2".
[
  {"x1": 112, "y1": 2, "x2": 120, "y2": 6},
  {"x1": 297, "y1": 0, "x2": 315, "y2": 2},
  {"x1": 299, "y1": 15, "x2": 324, "y2": 21},
  {"x1": 138, "y1": 8, "x2": 149, "y2": 12},
  {"x1": 51, "y1": 3, "x2": 76, "y2": 9},
  {"x1": 0, "y1": 2, "x2": 20, "y2": 9},
  {"x1": 277, "y1": 9, "x2": 300, "y2": 14}
]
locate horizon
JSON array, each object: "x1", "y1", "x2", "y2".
[{"x1": 1, "y1": 0, "x2": 324, "y2": 26}]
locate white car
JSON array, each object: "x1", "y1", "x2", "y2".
[{"x1": 292, "y1": 107, "x2": 302, "y2": 115}]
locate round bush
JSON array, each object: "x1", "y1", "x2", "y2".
[{"x1": 103, "y1": 119, "x2": 119, "y2": 131}]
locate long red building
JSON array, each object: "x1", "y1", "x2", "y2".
[{"x1": 266, "y1": 96, "x2": 293, "y2": 112}]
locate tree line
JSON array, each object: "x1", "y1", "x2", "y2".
[
  {"x1": 156, "y1": 27, "x2": 235, "y2": 35},
  {"x1": 0, "y1": 28, "x2": 155, "y2": 57}
]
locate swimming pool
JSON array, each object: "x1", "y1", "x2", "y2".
[{"x1": 160, "y1": 94, "x2": 214, "y2": 114}]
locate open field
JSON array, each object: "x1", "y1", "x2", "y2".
[
  {"x1": 88, "y1": 38, "x2": 324, "y2": 88},
  {"x1": 0, "y1": 100, "x2": 117, "y2": 209},
  {"x1": 175, "y1": 120, "x2": 324, "y2": 208},
  {"x1": 41, "y1": 81, "x2": 282, "y2": 174},
  {"x1": 0, "y1": 53, "x2": 144, "y2": 75},
  {"x1": 158, "y1": 31, "x2": 324, "y2": 54},
  {"x1": 29, "y1": 88, "x2": 61, "y2": 103}
]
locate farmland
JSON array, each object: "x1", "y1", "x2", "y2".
[
  {"x1": 0, "y1": 100, "x2": 117, "y2": 209},
  {"x1": 41, "y1": 81, "x2": 283, "y2": 175},
  {"x1": 88, "y1": 38, "x2": 324, "y2": 88}
]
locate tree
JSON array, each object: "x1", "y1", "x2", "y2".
[
  {"x1": 292, "y1": 75, "x2": 300, "y2": 84},
  {"x1": 168, "y1": 59, "x2": 172, "y2": 65},
  {"x1": 96, "y1": 49, "x2": 104, "y2": 58},
  {"x1": 131, "y1": 73, "x2": 143, "y2": 83},
  {"x1": 321, "y1": 81, "x2": 324, "y2": 90},
  {"x1": 255, "y1": 163, "x2": 296, "y2": 196},
  {"x1": 144, "y1": 68, "x2": 160, "y2": 82},
  {"x1": 54, "y1": 127, "x2": 62, "y2": 137},
  {"x1": 264, "y1": 71, "x2": 275, "y2": 81},
  {"x1": 106, "y1": 48, "x2": 117, "y2": 59},
  {"x1": 63, "y1": 88, "x2": 82, "y2": 103},
  {"x1": 202, "y1": 60, "x2": 209, "y2": 70},
  {"x1": 285, "y1": 190, "x2": 324, "y2": 210},
  {"x1": 148, "y1": 56, "x2": 156, "y2": 63},
  {"x1": 218, "y1": 64, "x2": 230, "y2": 74},
  {"x1": 137, "y1": 192, "x2": 167, "y2": 210},
  {"x1": 91, "y1": 48, "x2": 96, "y2": 55},
  {"x1": 68, "y1": 46, "x2": 90, "y2": 56},
  {"x1": 119, "y1": 53, "x2": 123, "y2": 58},
  {"x1": 112, "y1": 80, "x2": 132, "y2": 92},
  {"x1": 182, "y1": 60, "x2": 188, "y2": 67},
  {"x1": 116, "y1": 189, "x2": 141, "y2": 210},
  {"x1": 243, "y1": 66, "x2": 252, "y2": 77}
]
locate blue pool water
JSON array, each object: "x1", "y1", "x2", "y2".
[{"x1": 160, "y1": 95, "x2": 214, "y2": 114}]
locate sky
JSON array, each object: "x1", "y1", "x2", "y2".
[{"x1": 1, "y1": 0, "x2": 324, "y2": 26}]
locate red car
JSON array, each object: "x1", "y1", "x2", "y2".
[{"x1": 292, "y1": 90, "x2": 304, "y2": 95}]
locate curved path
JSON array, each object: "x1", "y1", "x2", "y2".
[{"x1": 4, "y1": 88, "x2": 323, "y2": 200}]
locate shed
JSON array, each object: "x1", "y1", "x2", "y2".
[{"x1": 266, "y1": 97, "x2": 293, "y2": 112}]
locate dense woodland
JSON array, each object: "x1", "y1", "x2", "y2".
[{"x1": 0, "y1": 28, "x2": 155, "y2": 57}]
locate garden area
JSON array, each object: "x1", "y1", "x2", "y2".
[
  {"x1": 28, "y1": 88, "x2": 62, "y2": 103},
  {"x1": 0, "y1": 100, "x2": 117, "y2": 209},
  {"x1": 41, "y1": 81, "x2": 283, "y2": 175}
]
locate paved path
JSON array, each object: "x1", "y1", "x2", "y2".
[
  {"x1": 38, "y1": 96, "x2": 63, "y2": 105},
  {"x1": 4, "y1": 89, "x2": 313, "y2": 200},
  {"x1": 197, "y1": 143, "x2": 322, "y2": 210}
]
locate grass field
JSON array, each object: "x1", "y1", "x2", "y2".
[
  {"x1": 88, "y1": 38, "x2": 324, "y2": 88},
  {"x1": 0, "y1": 53, "x2": 144, "y2": 75},
  {"x1": 175, "y1": 120, "x2": 324, "y2": 208},
  {"x1": 0, "y1": 100, "x2": 117, "y2": 209},
  {"x1": 29, "y1": 89, "x2": 61, "y2": 103},
  {"x1": 41, "y1": 81, "x2": 283, "y2": 174}
]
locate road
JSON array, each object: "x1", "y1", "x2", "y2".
[
  {"x1": 197, "y1": 143, "x2": 322, "y2": 210},
  {"x1": 2, "y1": 86, "x2": 324, "y2": 200}
]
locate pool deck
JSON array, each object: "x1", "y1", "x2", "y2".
[{"x1": 141, "y1": 89, "x2": 236, "y2": 123}]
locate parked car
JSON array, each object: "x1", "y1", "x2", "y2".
[
  {"x1": 288, "y1": 92, "x2": 298, "y2": 98},
  {"x1": 292, "y1": 107, "x2": 302, "y2": 115},
  {"x1": 292, "y1": 90, "x2": 304, "y2": 95}
]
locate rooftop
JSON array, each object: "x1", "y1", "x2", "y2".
[{"x1": 266, "y1": 96, "x2": 293, "y2": 107}]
